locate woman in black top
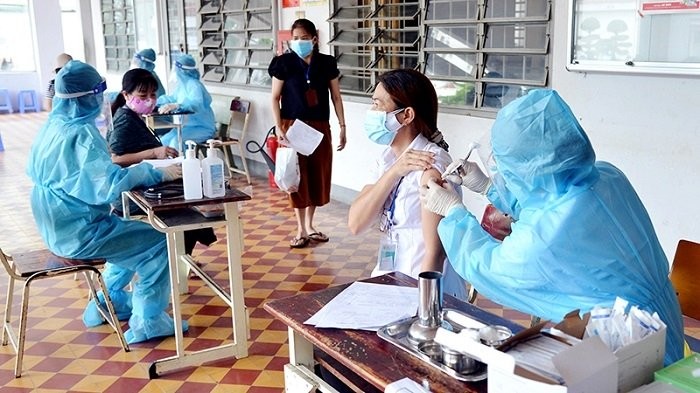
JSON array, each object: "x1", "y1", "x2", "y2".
[
  {"x1": 269, "y1": 18, "x2": 347, "y2": 248},
  {"x1": 108, "y1": 68, "x2": 216, "y2": 254}
]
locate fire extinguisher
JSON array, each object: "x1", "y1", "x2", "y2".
[
  {"x1": 265, "y1": 127, "x2": 279, "y2": 189},
  {"x1": 245, "y1": 126, "x2": 279, "y2": 189}
]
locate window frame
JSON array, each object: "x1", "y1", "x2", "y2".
[
  {"x1": 328, "y1": 0, "x2": 552, "y2": 116},
  {"x1": 567, "y1": 0, "x2": 700, "y2": 76},
  {"x1": 198, "y1": 0, "x2": 274, "y2": 88},
  {"x1": 101, "y1": 0, "x2": 136, "y2": 73}
]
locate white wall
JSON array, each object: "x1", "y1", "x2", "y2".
[{"x1": 0, "y1": 1, "x2": 64, "y2": 111}]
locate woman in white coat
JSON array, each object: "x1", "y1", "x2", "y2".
[{"x1": 348, "y1": 69, "x2": 468, "y2": 301}]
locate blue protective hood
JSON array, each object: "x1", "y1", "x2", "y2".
[
  {"x1": 134, "y1": 48, "x2": 156, "y2": 72},
  {"x1": 174, "y1": 54, "x2": 200, "y2": 81},
  {"x1": 52, "y1": 60, "x2": 104, "y2": 125},
  {"x1": 491, "y1": 89, "x2": 598, "y2": 204}
]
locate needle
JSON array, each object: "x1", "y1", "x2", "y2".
[{"x1": 442, "y1": 142, "x2": 480, "y2": 180}]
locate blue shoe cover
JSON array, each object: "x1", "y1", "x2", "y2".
[
  {"x1": 124, "y1": 313, "x2": 189, "y2": 344},
  {"x1": 83, "y1": 298, "x2": 105, "y2": 327},
  {"x1": 82, "y1": 291, "x2": 133, "y2": 328}
]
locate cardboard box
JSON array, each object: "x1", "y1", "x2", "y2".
[
  {"x1": 654, "y1": 353, "x2": 700, "y2": 392},
  {"x1": 434, "y1": 311, "x2": 665, "y2": 393}
]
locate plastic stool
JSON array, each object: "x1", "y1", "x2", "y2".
[
  {"x1": 18, "y1": 90, "x2": 39, "y2": 113},
  {"x1": 0, "y1": 89, "x2": 12, "y2": 114}
]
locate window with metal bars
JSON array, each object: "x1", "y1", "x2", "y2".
[
  {"x1": 102, "y1": 0, "x2": 136, "y2": 73},
  {"x1": 328, "y1": 0, "x2": 551, "y2": 113},
  {"x1": 198, "y1": 0, "x2": 274, "y2": 87}
]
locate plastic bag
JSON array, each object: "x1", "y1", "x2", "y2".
[{"x1": 274, "y1": 147, "x2": 300, "y2": 193}]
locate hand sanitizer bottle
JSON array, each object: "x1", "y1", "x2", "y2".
[
  {"x1": 202, "y1": 139, "x2": 225, "y2": 197},
  {"x1": 182, "y1": 140, "x2": 202, "y2": 200}
]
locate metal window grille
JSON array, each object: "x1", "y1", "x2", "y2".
[
  {"x1": 102, "y1": 0, "x2": 136, "y2": 73},
  {"x1": 329, "y1": 0, "x2": 551, "y2": 113},
  {"x1": 198, "y1": 0, "x2": 273, "y2": 87}
]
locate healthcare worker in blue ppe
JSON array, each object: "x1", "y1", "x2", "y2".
[
  {"x1": 131, "y1": 48, "x2": 166, "y2": 98},
  {"x1": 27, "y1": 60, "x2": 187, "y2": 344},
  {"x1": 421, "y1": 89, "x2": 684, "y2": 365},
  {"x1": 156, "y1": 54, "x2": 216, "y2": 150}
]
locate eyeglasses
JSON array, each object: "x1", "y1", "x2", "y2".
[{"x1": 54, "y1": 79, "x2": 107, "y2": 99}]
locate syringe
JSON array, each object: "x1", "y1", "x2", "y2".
[{"x1": 442, "y1": 142, "x2": 480, "y2": 181}]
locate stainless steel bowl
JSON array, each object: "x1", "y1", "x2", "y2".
[
  {"x1": 478, "y1": 325, "x2": 513, "y2": 347},
  {"x1": 441, "y1": 346, "x2": 479, "y2": 374},
  {"x1": 418, "y1": 341, "x2": 443, "y2": 362}
]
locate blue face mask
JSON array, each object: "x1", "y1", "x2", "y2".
[
  {"x1": 364, "y1": 108, "x2": 404, "y2": 145},
  {"x1": 290, "y1": 39, "x2": 314, "y2": 58}
]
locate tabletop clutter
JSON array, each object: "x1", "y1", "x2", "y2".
[{"x1": 307, "y1": 270, "x2": 670, "y2": 392}]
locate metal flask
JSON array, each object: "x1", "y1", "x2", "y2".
[{"x1": 408, "y1": 271, "x2": 443, "y2": 345}]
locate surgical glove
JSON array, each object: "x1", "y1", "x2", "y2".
[
  {"x1": 420, "y1": 179, "x2": 463, "y2": 217},
  {"x1": 158, "y1": 164, "x2": 182, "y2": 182},
  {"x1": 444, "y1": 159, "x2": 490, "y2": 194},
  {"x1": 158, "y1": 103, "x2": 179, "y2": 114}
]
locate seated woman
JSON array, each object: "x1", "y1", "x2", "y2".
[
  {"x1": 348, "y1": 69, "x2": 468, "y2": 301},
  {"x1": 108, "y1": 68, "x2": 217, "y2": 255},
  {"x1": 156, "y1": 54, "x2": 216, "y2": 150}
]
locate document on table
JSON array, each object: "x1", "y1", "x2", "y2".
[
  {"x1": 305, "y1": 282, "x2": 418, "y2": 331},
  {"x1": 384, "y1": 378, "x2": 430, "y2": 393},
  {"x1": 141, "y1": 156, "x2": 184, "y2": 168},
  {"x1": 285, "y1": 119, "x2": 323, "y2": 156}
]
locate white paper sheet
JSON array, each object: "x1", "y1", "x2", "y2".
[
  {"x1": 305, "y1": 282, "x2": 418, "y2": 331},
  {"x1": 141, "y1": 156, "x2": 184, "y2": 168},
  {"x1": 285, "y1": 119, "x2": 323, "y2": 156},
  {"x1": 384, "y1": 377, "x2": 430, "y2": 393}
]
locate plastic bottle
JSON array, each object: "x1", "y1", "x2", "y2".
[
  {"x1": 182, "y1": 140, "x2": 203, "y2": 200},
  {"x1": 202, "y1": 139, "x2": 225, "y2": 198}
]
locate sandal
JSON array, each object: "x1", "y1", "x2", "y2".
[
  {"x1": 290, "y1": 236, "x2": 310, "y2": 248},
  {"x1": 308, "y1": 232, "x2": 329, "y2": 242}
]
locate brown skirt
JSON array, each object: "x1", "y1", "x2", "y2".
[{"x1": 280, "y1": 119, "x2": 332, "y2": 209}]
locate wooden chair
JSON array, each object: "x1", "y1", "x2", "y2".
[
  {"x1": 0, "y1": 248, "x2": 129, "y2": 377},
  {"x1": 669, "y1": 239, "x2": 700, "y2": 352},
  {"x1": 198, "y1": 98, "x2": 252, "y2": 185}
]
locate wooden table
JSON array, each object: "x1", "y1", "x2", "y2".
[
  {"x1": 122, "y1": 185, "x2": 251, "y2": 378},
  {"x1": 264, "y1": 272, "x2": 525, "y2": 393}
]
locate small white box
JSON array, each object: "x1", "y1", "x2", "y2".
[{"x1": 435, "y1": 310, "x2": 665, "y2": 393}]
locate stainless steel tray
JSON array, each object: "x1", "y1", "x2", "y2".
[{"x1": 377, "y1": 308, "x2": 488, "y2": 382}]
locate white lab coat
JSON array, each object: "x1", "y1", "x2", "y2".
[{"x1": 371, "y1": 134, "x2": 468, "y2": 301}]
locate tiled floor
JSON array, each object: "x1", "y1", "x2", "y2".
[{"x1": 0, "y1": 112, "x2": 697, "y2": 392}]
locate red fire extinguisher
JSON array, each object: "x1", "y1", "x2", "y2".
[{"x1": 266, "y1": 128, "x2": 279, "y2": 189}]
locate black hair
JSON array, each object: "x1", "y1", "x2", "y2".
[
  {"x1": 377, "y1": 69, "x2": 442, "y2": 148},
  {"x1": 110, "y1": 68, "x2": 158, "y2": 115},
  {"x1": 291, "y1": 18, "x2": 320, "y2": 53}
]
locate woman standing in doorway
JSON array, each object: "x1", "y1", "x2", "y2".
[{"x1": 268, "y1": 18, "x2": 347, "y2": 248}]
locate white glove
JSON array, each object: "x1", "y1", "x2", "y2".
[
  {"x1": 158, "y1": 164, "x2": 182, "y2": 182},
  {"x1": 443, "y1": 159, "x2": 491, "y2": 194},
  {"x1": 420, "y1": 179, "x2": 463, "y2": 217},
  {"x1": 158, "y1": 103, "x2": 179, "y2": 114}
]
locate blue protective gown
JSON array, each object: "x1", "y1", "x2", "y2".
[
  {"x1": 156, "y1": 55, "x2": 216, "y2": 149},
  {"x1": 27, "y1": 60, "x2": 184, "y2": 344},
  {"x1": 438, "y1": 89, "x2": 684, "y2": 365}
]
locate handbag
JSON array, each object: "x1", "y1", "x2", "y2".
[{"x1": 274, "y1": 147, "x2": 300, "y2": 193}]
